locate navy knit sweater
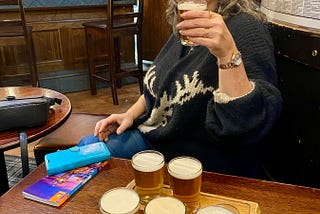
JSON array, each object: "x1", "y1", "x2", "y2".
[{"x1": 134, "y1": 13, "x2": 282, "y2": 178}]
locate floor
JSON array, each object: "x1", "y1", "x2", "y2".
[{"x1": 4, "y1": 83, "x2": 141, "y2": 158}]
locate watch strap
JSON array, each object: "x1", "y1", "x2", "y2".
[
  {"x1": 219, "y1": 62, "x2": 237, "y2": 69},
  {"x1": 218, "y1": 51, "x2": 242, "y2": 69}
]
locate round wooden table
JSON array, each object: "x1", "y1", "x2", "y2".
[{"x1": 0, "y1": 86, "x2": 72, "y2": 195}]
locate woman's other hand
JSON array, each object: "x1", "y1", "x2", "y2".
[{"x1": 94, "y1": 112, "x2": 134, "y2": 142}]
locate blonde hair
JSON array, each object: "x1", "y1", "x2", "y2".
[{"x1": 166, "y1": 0, "x2": 265, "y2": 35}]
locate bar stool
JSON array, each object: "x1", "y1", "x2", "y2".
[
  {"x1": 83, "y1": 0, "x2": 144, "y2": 105},
  {"x1": 0, "y1": 0, "x2": 38, "y2": 87}
]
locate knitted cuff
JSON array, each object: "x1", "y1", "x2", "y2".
[{"x1": 213, "y1": 81, "x2": 255, "y2": 104}]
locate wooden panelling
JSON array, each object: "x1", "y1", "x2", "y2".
[
  {"x1": 0, "y1": 6, "x2": 117, "y2": 77},
  {"x1": 0, "y1": 2, "x2": 170, "y2": 82},
  {"x1": 142, "y1": 0, "x2": 171, "y2": 60}
]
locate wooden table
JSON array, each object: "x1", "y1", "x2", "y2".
[
  {"x1": 0, "y1": 158, "x2": 319, "y2": 213},
  {"x1": 0, "y1": 87, "x2": 72, "y2": 195}
]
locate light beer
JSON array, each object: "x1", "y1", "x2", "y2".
[
  {"x1": 168, "y1": 156, "x2": 202, "y2": 214},
  {"x1": 99, "y1": 187, "x2": 140, "y2": 214},
  {"x1": 144, "y1": 196, "x2": 186, "y2": 214},
  {"x1": 131, "y1": 150, "x2": 165, "y2": 204},
  {"x1": 177, "y1": 1, "x2": 207, "y2": 46}
]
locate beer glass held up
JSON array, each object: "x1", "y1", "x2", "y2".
[
  {"x1": 131, "y1": 150, "x2": 165, "y2": 204},
  {"x1": 177, "y1": 0, "x2": 208, "y2": 46},
  {"x1": 168, "y1": 156, "x2": 203, "y2": 214}
]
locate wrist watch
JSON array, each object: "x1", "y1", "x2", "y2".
[{"x1": 218, "y1": 51, "x2": 242, "y2": 69}]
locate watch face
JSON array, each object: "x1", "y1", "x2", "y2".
[{"x1": 233, "y1": 52, "x2": 242, "y2": 66}]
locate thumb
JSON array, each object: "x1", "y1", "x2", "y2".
[
  {"x1": 116, "y1": 122, "x2": 129, "y2": 135},
  {"x1": 116, "y1": 127, "x2": 123, "y2": 135}
]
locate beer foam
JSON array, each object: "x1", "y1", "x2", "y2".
[
  {"x1": 145, "y1": 197, "x2": 186, "y2": 214},
  {"x1": 100, "y1": 188, "x2": 140, "y2": 214},
  {"x1": 132, "y1": 152, "x2": 164, "y2": 172},
  {"x1": 168, "y1": 157, "x2": 202, "y2": 179},
  {"x1": 177, "y1": 2, "x2": 207, "y2": 11},
  {"x1": 196, "y1": 205, "x2": 237, "y2": 214}
]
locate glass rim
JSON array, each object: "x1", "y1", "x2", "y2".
[
  {"x1": 196, "y1": 204, "x2": 240, "y2": 214},
  {"x1": 168, "y1": 156, "x2": 203, "y2": 178},
  {"x1": 131, "y1": 150, "x2": 165, "y2": 167}
]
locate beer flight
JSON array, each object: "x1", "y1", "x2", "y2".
[{"x1": 99, "y1": 150, "x2": 238, "y2": 214}]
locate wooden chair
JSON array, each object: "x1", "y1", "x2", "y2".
[
  {"x1": 83, "y1": 0, "x2": 144, "y2": 105},
  {"x1": 0, "y1": 0, "x2": 38, "y2": 87}
]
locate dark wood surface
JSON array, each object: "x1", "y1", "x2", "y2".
[
  {"x1": 0, "y1": 158, "x2": 319, "y2": 213},
  {"x1": 0, "y1": 87, "x2": 72, "y2": 151}
]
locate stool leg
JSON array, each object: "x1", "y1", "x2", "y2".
[
  {"x1": 110, "y1": 37, "x2": 120, "y2": 105},
  {"x1": 85, "y1": 28, "x2": 97, "y2": 95},
  {"x1": 136, "y1": 31, "x2": 144, "y2": 94},
  {"x1": 24, "y1": 26, "x2": 39, "y2": 87},
  {"x1": 19, "y1": 130, "x2": 30, "y2": 177},
  {"x1": 0, "y1": 151, "x2": 9, "y2": 195}
]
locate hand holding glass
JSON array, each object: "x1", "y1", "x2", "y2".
[{"x1": 177, "y1": 0, "x2": 208, "y2": 46}]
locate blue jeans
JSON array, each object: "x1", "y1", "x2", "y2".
[{"x1": 78, "y1": 129, "x2": 153, "y2": 159}]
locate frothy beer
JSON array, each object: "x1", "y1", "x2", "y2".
[
  {"x1": 177, "y1": 1, "x2": 207, "y2": 46},
  {"x1": 99, "y1": 187, "x2": 140, "y2": 214},
  {"x1": 196, "y1": 205, "x2": 239, "y2": 214},
  {"x1": 131, "y1": 150, "x2": 164, "y2": 204},
  {"x1": 168, "y1": 156, "x2": 202, "y2": 213},
  {"x1": 144, "y1": 197, "x2": 186, "y2": 214}
]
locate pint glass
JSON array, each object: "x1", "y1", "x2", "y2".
[
  {"x1": 131, "y1": 150, "x2": 165, "y2": 204},
  {"x1": 168, "y1": 156, "x2": 202, "y2": 213},
  {"x1": 177, "y1": 0, "x2": 208, "y2": 46}
]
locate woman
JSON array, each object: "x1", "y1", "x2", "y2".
[{"x1": 79, "y1": 0, "x2": 282, "y2": 178}]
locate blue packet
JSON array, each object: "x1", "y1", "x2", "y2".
[{"x1": 45, "y1": 142, "x2": 110, "y2": 175}]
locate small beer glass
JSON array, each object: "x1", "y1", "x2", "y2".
[
  {"x1": 99, "y1": 187, "x2": 140, "y2": 214},
  {"x1": 177, "y1": 0, "x2": 208, "y2": 46},
  {"x1": 144, "y1": 196, "x2": 186, "y2": 214},
  {"x1": 168, "y1": 156, "x2": 203, "y2": 214},
  {"x1": 131, "y1": 150, "x2": 165, "y2": 204}
]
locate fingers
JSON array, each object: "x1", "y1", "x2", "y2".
[
  {"x1": 177, "y1": 11, "x2": 219, "y2": 37},
  {"x1": 94, "y1": 120, "x2": 103, "y2": 137},
  {"x1": 202, "y1": 29, "x2": 210, "y2": 38},
  {"x1": 94, "y1": 116, "x2": 118, "y2": 141},
  {"x1": 93, "y1": 114, "x2": 132, "y2": 142}
]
